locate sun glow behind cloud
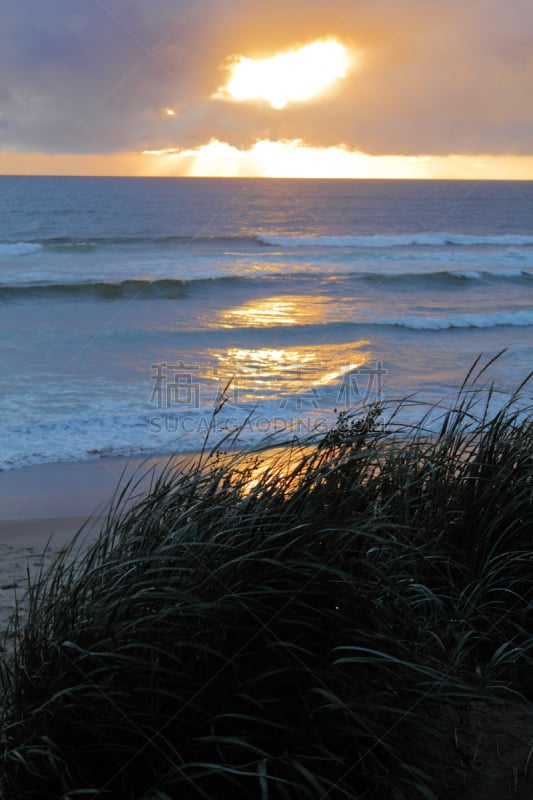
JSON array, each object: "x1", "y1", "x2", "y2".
[
  {"x1": 214, "y1": 39, "x2": 352, "y2": 109},
  {"x1": 3, "y1": 142, "x2": 533, "y2": 179},
  {"x1": 3, "y1": 3, "x2": 533, "y2": 180},
  {"x1": 139, "y1": 139, "x2": 533, "y2": 180}
]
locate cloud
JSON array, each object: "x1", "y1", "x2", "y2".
[{"x1": 1, "y1": 0, "x2": 533, "y2": 157}]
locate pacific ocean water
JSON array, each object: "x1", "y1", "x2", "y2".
[{"x1": 1, "y1": 176, "x2": 532, "y2": 469}]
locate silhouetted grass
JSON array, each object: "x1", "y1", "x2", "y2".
[{"x1": 1, "y1": 359, "x2": 532, "y2": 799}]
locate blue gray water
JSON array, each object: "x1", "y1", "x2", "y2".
[{"x1": 1, "y1": 176, "x2": 532, "y2": 469}]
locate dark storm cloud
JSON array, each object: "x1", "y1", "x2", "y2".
[{"x1": 1, "y1": 0, "x2": 533, "y2": 156}]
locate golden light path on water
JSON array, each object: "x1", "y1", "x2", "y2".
[
  {"x1": 216, "y1": 294, "x2": 375, "y2": 330},
  {"x1": 198, "y1": 296, "x2": 372, "y2": 404},
  {"x1": 210, "y1": 345, "x2": 369, "y2": 402},
  {"x1": 222, "y1": 298, "x2": 300, "y2": 327},
  {"x1": 205, "y1": 296, "x2": 372, "y2": 404}
]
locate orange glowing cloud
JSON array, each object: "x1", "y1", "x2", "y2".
[
  {"x1": 3, "y1": 142, "x2": 533, "y2": 180},
  {"x1": 214, "y1": 39, "x2": 353, "y2": 109},
  {"x1": 3, "y1": 0, "x2": 533, "y2": 173},
  {"x1": 139, "y1": 140, "x2": 533, "y2": 180}
]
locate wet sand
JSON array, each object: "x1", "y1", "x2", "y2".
[{"x1": 0, "y1": 454, "x2": 194, "y2": 637}]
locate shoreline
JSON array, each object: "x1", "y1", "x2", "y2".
[
  {"x1": 0, "y1": 444, "x2": 297, "y2": 635},
  {"x1": 0, "y1": 453, "x2": 200, "y2": 523},
  {"x1": 0, "y1": 453, "x2": 198, "y2": 639}
]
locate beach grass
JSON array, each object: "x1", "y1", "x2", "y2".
[{"x1": 1, "y1": 359, "x2": 532, "y2": 799}]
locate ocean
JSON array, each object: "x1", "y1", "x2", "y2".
[{"x1": 1, "y1": 176, "x2": 532, "y2": 470}]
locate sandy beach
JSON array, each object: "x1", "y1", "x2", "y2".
[
  {"x1": 0, "y1": 454, "x2": 194, "y2": 641},
  {"x1": 0, "y1": 445, "x2": 288, "y2": 641}
]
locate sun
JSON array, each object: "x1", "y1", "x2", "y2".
[{"x1": 215, "y1": 39, "x2": 352, "y2": 110}]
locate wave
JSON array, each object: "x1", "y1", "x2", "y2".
[
  {"x1": 360, "y1": 268, "x2": 533, "y2": 284},
  {"x1": 0, "y1": 276, "x2": 251, "y2": 301},
  {"x1": 64, "y1": 308, "x2": 531, "y2": 349},
  {"x1": 3, "y1": 231, "x2": 533, "y2": 259},
  {"x1": 1, "y1": 267, "x2": 532, "y2": 300},
  {"x1": 379, "y1": 310, "x2": 533, "y2": 330},
  {"x1": 0, "y1": 242, "x2": 44, "y2": 257},
  {"x1": 259, "y1": 233, "x2": 533, "y2": 248},
  {"x1": 0, "y1": 234, "x2": 262, "y2": 256},
  {"x1": 210, "y1": 310, "x2": 533, "y2": 332}
]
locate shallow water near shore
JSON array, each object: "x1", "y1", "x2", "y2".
[{"x1": 1, "y1": 177, "x2": 532, "y2": 470}]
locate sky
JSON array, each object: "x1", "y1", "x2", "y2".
[{"x1": 1, "y1": 0, "x2": 533, "y2": 178}]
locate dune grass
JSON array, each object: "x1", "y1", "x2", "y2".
[{"x1": 1, "y1": 359, "x2": 532, "y2": 799}]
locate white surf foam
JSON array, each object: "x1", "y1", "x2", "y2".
[{"x1": 259, "y1": 233, "x2": 533, "y2": 248}]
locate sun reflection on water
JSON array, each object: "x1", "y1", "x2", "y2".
[
  {"x1": 210, "y1": 294, "x2": 376, "y2": 408},
  {"x1": 209, "y1": 344, "x2": 372, "y2": 403},
  {"x1": 220, "y1": 295, "x2": 330, "y2": 328}
]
